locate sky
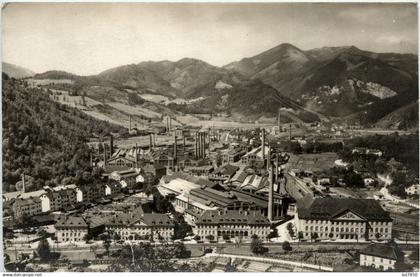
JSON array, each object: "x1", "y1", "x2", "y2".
[{"x1": 2, "y1": 2, "x2": 418, "y2": 75}]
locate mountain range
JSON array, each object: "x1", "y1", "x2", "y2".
[
  {"x1": 4, "y1": 43, "x2": 418, "y2": 128},
  {"x1": 2, "y1": 62, "x2": 35, "y2": 78}
]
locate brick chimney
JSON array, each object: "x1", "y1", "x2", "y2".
[{"x1": 268, "y1": 164, "x2": 274, "y2": 222}]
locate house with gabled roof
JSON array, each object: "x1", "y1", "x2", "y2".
[
  {"x1": 104, "y1": 212, "x2": 174, "y2": 241},
  {"x1": 194, "y1": 209, "x2": 270, "y2": 241},
  {"x1": 55, "y1": 216, "x2": 88, "y2": 243},
  {"x1": 360, "y1": 243, "x2": 404, "y2": 271}
]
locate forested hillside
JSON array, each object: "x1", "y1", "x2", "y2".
[{"x1": 2, "y1": 73, "x2": 126, "y2": 192}]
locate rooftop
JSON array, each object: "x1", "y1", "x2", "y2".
[
  {"x1": 360, "y1": 243, "x2": 402, "y2": 260},
  {"x1": 196, "y1": 209, "x2": 270, "y2": 226},
  {"x1": 213, "y1": 164, "x2": 239, "y2": 176},
  {"x1": 55, "y1": 216, "x2": 88, "y2": 228},
  {"x1": 297, "y1": 197, "x2": 392, "y2": 221}
]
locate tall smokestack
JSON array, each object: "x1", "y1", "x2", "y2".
[
  {"x1": 104, "y1": 143, "x2": 107, "y2": 166},
  {"x1": 90, "y1": 151, "x2": 93, "y2": 167},
  {"x1": 195, "y1": 132, "x2": 199, "y2": 158},
  {"x1": 267, "y1": 147, "x2": 271, "y2": 171},
  {"x1": 166, "y1": 116, "x2": 169, "y2": 135},
  {"x1": 278, "y1": 110, "x2": 281, "y2": 133},
  {"x1": 202, "y1": 132, "x2": 206, "y2": 158},
  {"x1": 149, "y1": 133, "x2": 153, "y2": 151},
  {"x1": 173, "y1": 133, "x2": 177, "y2": 164},
  {"x1": 275, "y1": 153, "x2": 279, "y2": 183},
  {"x1": 129, "y1": 115, "x2": 132, "y2": 131},
  {"x1": 135, "y1": 143, "x2": 139, "y2": 168},
  {"x1": 109, "y1": 135, "x2": 114, "y2": 157},
  {"x1": 21, "y1": 174, "x2": 26, "y2": 193},
  {"x1": 198, "y1": 132, "x2": 202, "y2": 158},
  {"x1": 153, "y1": 133, "x2": 156, "y2": 149},
  {"x1": 262, "y1": 128, "x2": 266, "y2": 161},
  {"x1": 289, "y1": 124, "x2": 292, "y2": 152},
  {"x1": 169, "y1": 117, "x2": 172, "y2": 133},
  {"x1": 268, "y1": 162, "x2": 274, "y2": 221},
  {"x1": 289, "y1": 124, "x2": 292, "y2": 141}
]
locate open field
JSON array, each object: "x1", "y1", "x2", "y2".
[
  {"x1": 285, "y1": 152, "x2": 338, "y2": 173},
  {"x1": 28, "y1": 78, "x2": 74, "y2": 86},
  {"x1": 329, "y1": 187, "x2": 378, "y2": 199},
  {"x1": 177, "y1": 115, "x2": 274, "y2": 129},
  {"x1": 107, "y1": 102, "x2": 162, "y2": 119},
  {"x1": 140, "y1": 93, "x2": 170, "y2": 103}
]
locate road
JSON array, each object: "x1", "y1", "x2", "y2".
[
  {"x1": 380, "y1": 186, "x2": 419, "y2": 209},
  {"x1": 206, "y1": 253, "x2": 333, "y2": 272}
]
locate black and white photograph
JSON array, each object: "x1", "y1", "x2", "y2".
[{"x1": 1, "y1": 1, "x2": 419, "y2": 273}]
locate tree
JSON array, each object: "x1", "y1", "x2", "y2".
[
  {"x1": 311, "y1": 232, "x2": 318, "y2": 242},
  {"x1": 250, "y1": 236, "x2": 267, "y2": 255},
  {"x1": 83, "y1": 233, "x2": 92, "y2": 243},
  {"x1": 298, "y1": 231, "x2": 304, "y2": 242},
  {"x1": 194, "y1": 235, "x2": 201, "y2": 241},
  {"x1": 4, "y1": 254, "x2": 10, "y2": 264},
  {"x1": 282, "y1": 241, "x2": 292, "y2": 252},
  {"x1": 328, "y1": 233, "x2": 334, "y2": 240},
  {"x1": 267, "y1": 229, "x2": 278, "y2": 240},
  {"x1": 37, "y1": 238, "x2": 51, "y2": 261},
  {"x1": 100, "y1": 234, "x2": 111, "y2": 255},
  {"x1": 287, "y1": 223, "x2": 295, "y2": 238},
  {"x1": 222, "y1": 233, "x2": 230, "y2": 242},
  {"x1": 172, "y1": 212, "x2": 192, "y2": 240},
  {"x1": 216, "y1": 151, "x2": 223, "y2": 167},
  {"x1": 205, "y1": 234, "x2": 214, "y2": 242},
  {"x1": 113, "y1": 233, "x2": 121, "y2": 241},
  {"x1": 224, "y1": 257, "x2": 237, "y2": 272},
  {"x1": 107, "y1": 242, "x2": 179, "y2": 272},
  {"x1": 344, "y1": 172, "x2": 364, "y2": 188},
  {"x1": 375, "y1": 233, "x2": 381, "y2": 241},
  {"x1": 409, "y1": 250, "x2": 419, "y2": 263},
  {"x1": 173, "y1": 242, "x2": 191, "y2": 258}
]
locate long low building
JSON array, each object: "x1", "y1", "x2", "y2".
[
  {"x1": 157, "y1": 178, "x2": 201, "y2": 197},
  {"x1": 193, "y1": 209, "x2": 271, "y2": 241},
  {"x1": 173, "y1": 194, "x2": 218, "y2": 225},
  {"x1": 104, "y1": 212, "x2": 174, "y2": 241},
  {"x1": 295, "y1": 197, "x2": 393, "y2": 241}
]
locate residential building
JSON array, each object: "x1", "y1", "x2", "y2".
[
  {"x1": 209, "y1": 164, "x2": 239, "y2": 183},
  {"x1": 184, "y1": 165, "x2": 214, "y2": 177},
  {"x1": 75, "y1": 183, "x2": 105, "y2": 203},
  {"x1": 104, "y1": 212, "x2": 174, "y2": 241},
  {"x1": 55, "y1": 216, "x2": 89, "y2": 243},
  {"x1": 223, "y1": 148, "x2": 246, "y2": 164},
  {"x1": 360, "y1": 243, "x2": 403, "y2": 271},
  {"x1": 12, "y1": 197, "x2": 43, "y2": 220},
  {"x1": 143, "y1": 163, "x2": 167, "y2": 179},
  {"x1": 44, "y1": 185, "x2": 78, "y2": 212},
  {"x1": 295, "y1": 197, "x2": 393, "y2": 241},
  {"x1": 194, "y1": 209, "x2": 271, "y2": 241},
  {"x1": 405, "y1": 184, "x2": 419, "y2": 196},
  {"x1": 104, "y1": 181, "x2": 122, "y2": 197},
  {"x1": 109, "y1": 169, "x2": 139, "y2": 188}
]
